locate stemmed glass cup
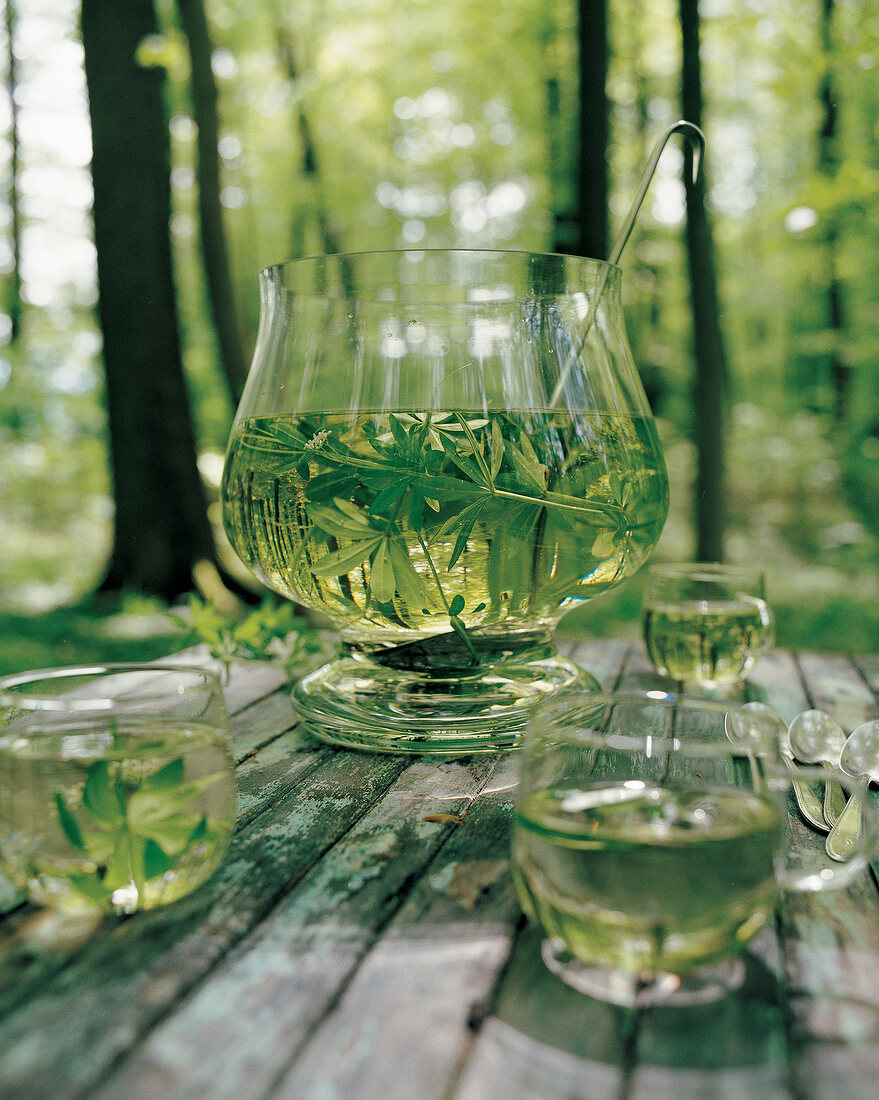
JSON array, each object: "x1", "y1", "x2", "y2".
[{"x1": 221, "y1": 250, "x2": 669, "y2": 753}]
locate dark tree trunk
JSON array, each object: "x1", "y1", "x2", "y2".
[
  {"x1": 573, "y1": 0, "x2": 609, "y2": 260},
  {"x1": 176, "y1": 0, "x2": 249, "y2": 404},
  {"x1": 81, "y1": 0, "x2": 217, "y2": 599},
  {"x1": 542, "y1": 8, "x2": 575, "y2": 255},
  {"x1": 679, "y1": 0, "x2": 729, "y2": 563},
  {"x1": 272, "y1": 10, "x2": 344, "y2": 260},
  {"x1": 4, "y1": 0, "x2": 22, "y2": 343},
  {"x1": 819, "y1": 0, "x2": 849, "y2": 421}
]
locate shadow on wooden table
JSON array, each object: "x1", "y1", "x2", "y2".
[{"x1": 456, "y1": 924, "x2": 794, "y2": 1099}]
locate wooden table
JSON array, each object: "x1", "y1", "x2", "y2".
[{"x1": 1, "y1": 639, "x2": 879, "y2": 1099}]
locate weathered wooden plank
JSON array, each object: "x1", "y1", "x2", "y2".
[
  {"x1": 229, "y1": 687, "x2": 301, "y2": 761},
  {"x1": 562, "y1": 636, "x2": 632, "y2": 689},
  {"x1": 268, "y1": 754, "x2": 524, "y2": 1100},
  {"x1": 2, "y1": 645, "x2": 879, "y2": 1100},
  {"x1": 796, "y1": 651, "x2": 879, "y2": 731},
  {"x1": 750, "y1": 648, "x2": 879, "y2": 1095},
  {"x1": 0, "y1": 750, "x2": 408, "y2": 1099},
  {"x1": 746, "y1": 648, "x2": 811, "y2": 723},
  {"x1": 452, "y1": 924, "x2": 629, "y2": 1100},
  {"x1": 459, "y1": 946, "x2": 792, "y2": 1100},
  {"x1": 854, "y1": 653, "x2": 879, "y2": 696},
  {"x1": 454, "y1": 1018, "x2": 624, "y2": 1100},
  {"x1": 157, "y1": 647, "x2": 292, "y2": 715},
  {"x1": 780, "y1": 875, "x2": 879, "y2": 1013},
  {"x1": 87, "y1": 754, "x2": 503, "y2": 1100},
  {"x1": 234, "y1": 727, "x2": 326, "y2": 825},
  {"x1": 629, "y1": 958, "x2": 792, "y2": 1100}
]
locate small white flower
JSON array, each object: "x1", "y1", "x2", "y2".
[{"x1": 304, "y1": 429, "x2": 331, "y2": 452}]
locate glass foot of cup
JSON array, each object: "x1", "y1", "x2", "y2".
[
  {"x1": 540, "y1": 937, "x2": 746, "y2": 1008},
  {"x1": 293, "y1": 643, "x2": 600, "y2": 755}
]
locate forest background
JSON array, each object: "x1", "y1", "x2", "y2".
[{"x1": 1, "y1": 0, "x2": 878, "y2": 675}]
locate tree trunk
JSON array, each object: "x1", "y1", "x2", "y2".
[
  {"x1": 819, "y1": 0, "x2": 849, "y2": 421},
  {"x1": 176, "y1": 0, "x2": 249, "y2": 405},
  {"x1": 573, "y1": 0, "x2": 609, "y2": 260},
  {"x1": 542, "y1": 5, "x2": 575, "y2": 255},
  {"x1": 4, "y1": 0, "x2": 22, "y2": 343},
  {"x1": 679, "y1": 0, "x2": 729, "y2": 563},
  {"x1": 272, "y1": 9, "x2": 344, "y2": 260},
  {"x1": 81, "y1": 0, "x2": 217, "y2": 599}
]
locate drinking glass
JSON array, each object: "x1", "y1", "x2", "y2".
[
  {"x1": 0, "y1": 665, "x2": 237, "y2": 915},
  {"x1": 512, "y1": 691, "x2": 876, "y2": 1007},
  {"x1": 221, "y1": 249, "x2": 669, "y2": 754},
  {"x1": 641, "y1": 562, "x2": 773, "y2": 686}
]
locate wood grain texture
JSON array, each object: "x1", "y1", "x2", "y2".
[{"x1": 0, "y1": 642, "x2": 877, "y2": 1100}]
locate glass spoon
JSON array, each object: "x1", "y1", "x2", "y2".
[
  {"x1": 726, "y1": 702, "x2": 825, "y2": 830},
  {"x1": 826, "y1": 720, "x2": 879, "y2": 862},
  {"x1": 788, "y1": 709, "x2": 848, "y2": 827}
]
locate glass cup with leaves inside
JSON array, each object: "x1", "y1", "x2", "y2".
[{"x1": 0, "y1": 665, "x2": 236, "y2": 915}]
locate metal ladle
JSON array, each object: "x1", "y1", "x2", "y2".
[
  {"x1": 788, "y1": 709, "x2": 848, "y2": 827},
  {"x1": 826, "y1": 720, "x2": 879, "y2": 862},
  {"x1": 549, "y1": 119, "x2": 705, "y2": 408}
]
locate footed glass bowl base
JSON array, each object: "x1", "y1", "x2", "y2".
[
  {"x1": 292, "y1": 640, "x2": 599, "y2": 755},
  {"x1": 540, "y1": 937, "x2": 747, "y2": 1008}
]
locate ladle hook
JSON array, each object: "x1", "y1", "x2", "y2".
[
  {"x1": 549, "y1": 119, "x2": 705, "y2": 409},
  {"x1": 608, "y1": 119, "x2": 705, "y2": 267}
]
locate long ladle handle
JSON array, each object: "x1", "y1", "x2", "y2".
[
  {"x1": 608, "y1": 120, "x2": 705, "y2": 267},
  {"x1": 549, "y1": 119, "x2": 705, "y2": 410}
]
